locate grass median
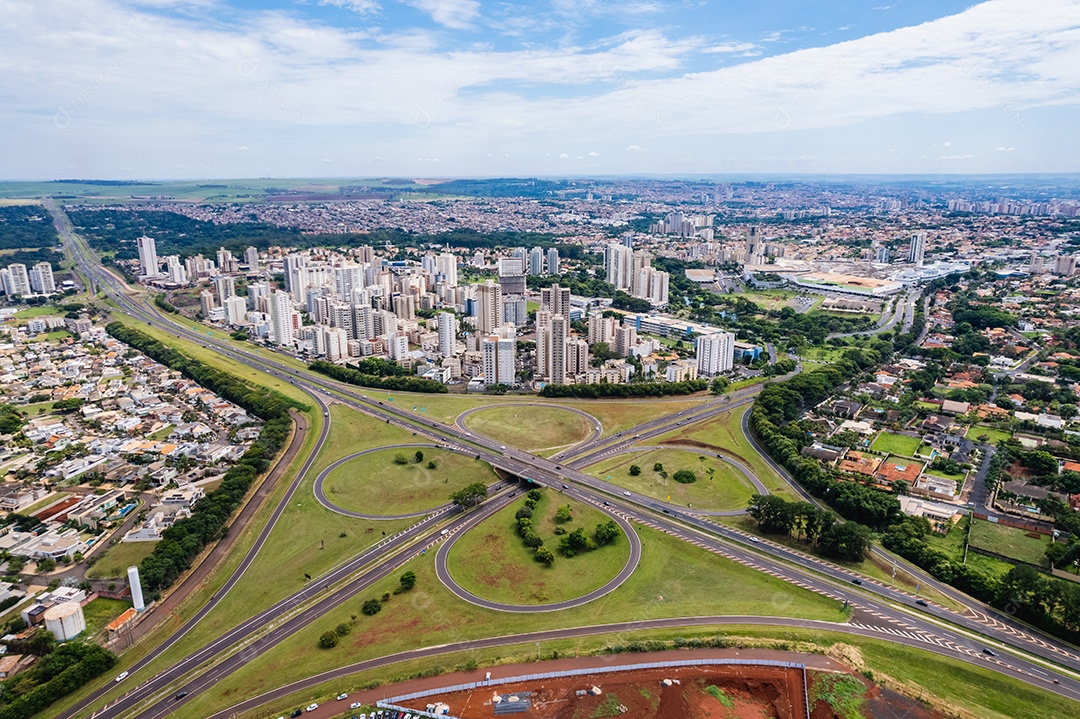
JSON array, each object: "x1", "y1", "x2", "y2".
[{"x1": 463, "y1": 405, "x2": 594, "y2": 456}]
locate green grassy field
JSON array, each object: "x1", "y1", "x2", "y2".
[
  {"x1": 965, "y1": 425, "x2": 1014, "y2": 445},
  {"x1": 12, "y1": 305, "x2": 60, "y2": 319},
  {"x1": 321, "y1": 448, "x2": 499, "y2": 516},
  {"x1": 922, "y1": 524, "x2": 1015, "y2": 578},
  {"x1": 447, "y1": 492, "x2": 630, "y2": 605},
  {"x1": 463, "y1": 405, "x2": 593, "y2": 456},
  {"x1": 170, "y1": 522, "x2": 846, "y2": 719},
  {"x1": 86, "y1": 541, "x2": 158, "y2": 580},
  {"x1": 870, "y1": 433, "x2": 921, "y2": 457},
  {"x1": 584, "y1": 448, "x2": 756, "y2": 512},
  {"x1": 969, "y1": 520, "x2": 1049, "y2": 566},
  {"x1": 184, "y1": 623, "x2": 1078, "y2": 719},
  {"x1": 82, "y1": 597, "x2": 133, "y2": 636},
  {"x1": 654, "y1": 405, "x2": 794, "y2": 499}
]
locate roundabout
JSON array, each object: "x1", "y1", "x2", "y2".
[
  {"x1": 457, "y1": 403, "x2": 602, "y2": 456},
  {"x1": 436, "y1": 492, "x2": 642, "y2": 612},
  {"x1": 313, "y1": 444, "x2": 502, "y2": 520}
]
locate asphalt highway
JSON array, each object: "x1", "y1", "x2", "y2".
[{"x1": 50, "y1": 205, "x2": 1080, "y2": 716}]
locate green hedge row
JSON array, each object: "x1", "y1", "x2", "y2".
[
  {"x1": 309, "y1": 360, "x2": 448, "y2": 394},
  {"x1": 539, "y1": 379, "x2": 707, "y2": 399}
]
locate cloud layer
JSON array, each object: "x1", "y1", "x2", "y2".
[{"x1": 1, "y1": 0, "x2": 1078, "y2": 178}]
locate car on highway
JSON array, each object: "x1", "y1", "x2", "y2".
[
  {"x1": 982, "y1": 648, "x2": 996, "y2": 657},
  {"x1": 562, "y1": 484, "x2": 569, "y2": 489},
  {"x1": 175, "y1": 691, "x2": 188, "y2": 700},
  {"x1": 500, "y1": 445, "x2": 506, "y2": 449},
  {"x1": 748, "y1": 537, "x2": 760, "y2": 543},
  {"x1": 851, "y1": 578, "x2": 862, "y2": 585},
  {"x1": 114, "y1": 671, "x2": 129, "y2": 682},
  {"x1": 623, "y1": 491, "x2": 631, "y2": 496},
  {"x1": 915, "y1": 599, "x2": 929, "y2": 607},
  {"x1": 337, "y1": 693, "x2": 349, "y2": 700},
  {"x1": 306, "y1": 703, "x2": 319, "y2": 712}
]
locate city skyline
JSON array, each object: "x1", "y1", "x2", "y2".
[{"x1": 2, "y1": 0, "x2": 1079, "y2": 179}]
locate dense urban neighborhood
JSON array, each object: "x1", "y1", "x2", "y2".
[{"x1": 0, "y1": 176, "x2": 1078, "y2": 719}]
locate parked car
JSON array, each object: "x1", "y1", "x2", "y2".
[
  {"x1": 337, "y1": 693, "x2": 348, "y2": 701},
  {"x1": 305, "y1": 703, "x2": 319, "y2": 712}
]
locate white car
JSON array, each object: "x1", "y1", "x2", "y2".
[
  {"x1": 749, "y1": 537, "x2": 760, "y2": 543},
  {"x1": 500, "y1": 445, "x2": 506, "y2": 449},
  {"x1": 350, "y1": 702, "x2": 363, "y2": 709},
  {"x1": 337, "y1": 693, "x2": 348, "y2": 701},
  {"x1": 623, "y1": 491, "x2": 631, "y2": 496},
  {"x1": 114, "y1": 671, "x2": 129, "y2": 682},
  {"x1": 305, "y1": 703, "x2": 319, "y2": 712}
]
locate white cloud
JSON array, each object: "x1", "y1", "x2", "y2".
[
  {"x1": 319, "y1": 0, "x2": 381, "y2": 13},
  {"x1": 588, "y1": 151, "x2": 599, "y2": 156},
  {"x1": 558, "y1": 152, "x2": 568, "y2": 158},
  {"x1": 2, "y1": 0, "x2": 1079, "y2": 176},
  {"x1": 940, "y1": 154, "x2": 974, "y2": 159},
  {"x1": 401, "y1": 0, "x2": 479, "y2": 30},
  {"x1": 996, "y1": 146, "x2": 1016, "y2": 151},
  {"x1": 236, "y1": 145, "x2": 250, "y2": 151}
]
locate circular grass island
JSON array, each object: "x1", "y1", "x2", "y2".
[
  {"x1": 462, "y1": 405, "x2": 596, "y2": 456},
  {"x1": 444, "y1": 491, "x2": 631, "y2": 606},
  {"x1": 586, "y1": 448, "x2": 758, "y2": 513},
  {"x1": 320, "y1": 447, "x2": 499, "y2": 517}
]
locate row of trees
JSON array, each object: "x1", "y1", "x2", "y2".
[
  {"x1": 309, "y1": 360, "x2": 448, "y2": 394},
  {"x1": 748, "y1": 349, "x2": 902, "y2": 531},
  {"x1": 539, "y1": 379, "x2": 707, "y2": 399},
  {"x1": 883, "y1": 515, "x2": 1080, "y2": 643},
  {"x1": 0, "y1": 642, "x2": 116, "y2": 719}
]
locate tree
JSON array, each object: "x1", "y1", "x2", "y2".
[
  {"x1": 559, "y1": 528, "x2": 592, "y2": 557},
  {"x1": 594, "y1": 520, "x2": 621, "y2": 545},
  {"x1": 334, "y1": 622, "x2": 351, "y2": 637},
  {"x1": 628, "y1": 465, "x2": 641, "y2": 476},
  {"x1": 535, "y1": 546, "x2": 555, "y2": 566},
  {"x1": 554, "y1": 504, "x2": 573, "y2": 523},
  {"x1": 710, "y1": 377, "x2": 730, "y2": 395},
  {"x1": 747, "y1": 495, "x2": 795, "y2": 535},
  {"x1": 672, "y1": 469, "x2": 697, "y2": 484},
  {"x1": 818, "y1": 521, "x2": 871, "y2": 562},
  {"x1": 319, "y1": 631, "x2": 339, "y2": 648},
  {"x1": 361, "y1": 599, "x2": 382, "y2": 616},
  {"x1": 399, "y1": 570, "x2": 416, "y2": 591},
  {"x1": 393, "y1": 453, "x2": 409, "y2": 465},
  {"x1": 653, "y1": 463, "x2": 664, "y2": 472},
  {"x1": 450, "y1": 482, "x2": 488, "y2": 508},
  {"x1": 414, "y1": 450, "x2": 424, "y2": 463},
  {"x1": 890, "y1": 480, "x2": 910, "y2": 496}
]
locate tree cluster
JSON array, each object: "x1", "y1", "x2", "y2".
[
  {"x1": 747, "y1": 495, "x2": 870, "y2": 562},
  {"x1": 309, "y1": 360, "x2": 448, "y2": 394},
  {"x1": 0, "y1": 642, "x2": 116, "y2": 719},
  {"x1": 539, "y1": 379, "x2": 707, "y2": 399}
]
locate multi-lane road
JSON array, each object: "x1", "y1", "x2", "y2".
[{"x1": 48, "y1": 203, "x2": 1080, "y2": 718}]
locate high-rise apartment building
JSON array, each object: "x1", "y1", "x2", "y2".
[
  {"x1": 546, "y1": 247, "x2": 559, "y2": 276},
  {"x1": 137, "y1": 236, "x2": 160, "y2": 278},
  {"x1": 529, "y1": 247, "x2": 544, "y2": 276},
  {"x1": 475, "y1": 280, "x2": 502, "y2": 335},
  {"x1": 907, "y1": 232, "x2": 926, "y2": 267},
  {"x1": 696, "y1": 332, "x2": 735, "y2": 376},
  {"x1": 437, "y1": 311, "x2": 458, "y2": 357},
  {"x1": 270, "y1": 290, "x2": 295, "y2": 346},
  {"x1": 540, "y1": 283, "x2": 571, "y2": 318},
  {"x1": 244, "y1": 246, "x2": 259, "y2": 271},
  {"x1": 436, "y1": 252, "x2": 458, "y2": 287},
  {"x1": 604, "y1": 243, "x2": 634, "y2": 290},
  {"x1": 29, "y1": 262, "x2": 55, "y2": 295}
]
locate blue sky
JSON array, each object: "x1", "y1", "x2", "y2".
[{"x1": 1, "y1": 0, "x2": 1079, "y2": 179}]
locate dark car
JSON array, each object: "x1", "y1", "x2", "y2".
[
  {"x1": 174, "y1": 691, "x2": 188, "y2": 701},
  {"x1": 291, "y1": 711, "x2": 303, "y2": 718},
  {"x1": 915, "y1": 599, "x2": 929, "y2": 607},
  {"x1": 982, "y1": 648, "x2": 996, "y2": 657},
  {"x1": 851, "y1": 578, "x2": 862, "y2": 585}
]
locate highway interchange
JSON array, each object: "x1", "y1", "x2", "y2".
[{"x1": 46, "y1": 203, "x2": 1080, "y2": 718}]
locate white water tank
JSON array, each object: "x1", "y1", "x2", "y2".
[
  {"x1": 128, "y1": 566, "x2": 145, "y2": 611},
  {"x1": 44, "y1": 601, "x2": 86, "y2": 641}
]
